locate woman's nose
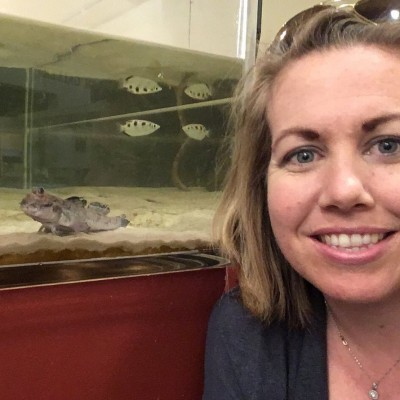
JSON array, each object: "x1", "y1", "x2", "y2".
[{"x1": 318, "y1": 158, "x2": 374, "y2": 212}]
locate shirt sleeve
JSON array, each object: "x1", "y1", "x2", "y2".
[
  {"x1": 203, "y1": 287, "x2": 328, "y2": 400},
  {"x1": 202, "y1": 294, "x2": 245, "y2": 400}
]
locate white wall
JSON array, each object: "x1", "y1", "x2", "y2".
[
  {"x1": 0, "y1": 0, "x2": 248, "y2": 57},
  {"x1": 0, "y1": 0, "x2": 328, "y2": 57},
  {"x1": 260, "y1": 0, "x2": 323, "y2": 51}
]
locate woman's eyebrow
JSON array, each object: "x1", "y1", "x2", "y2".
[
  {"x1": 271, "y1": 128, "x2": 319, "y2": 148},
  {"x1": 272, "y1": 114, "x2": 400, "y2": 148},
  {"x1": 362, "y1": 113, "x2": 400, "y2": 132}
]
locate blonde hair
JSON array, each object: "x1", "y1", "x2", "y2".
[{"x1": 214, "y1": 8, "x2": 400, "y2": 327}]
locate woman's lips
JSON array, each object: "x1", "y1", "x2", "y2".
[
  {"x1": 319, "y1": 232, "x2": 385, "y2": 249},
  {"x1": 311, "y1": 231, "x2": 395, "y2": 265}
]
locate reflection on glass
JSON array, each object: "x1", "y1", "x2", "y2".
[{"x1": 0, "y1": 11, "x2": 247, "y2": 266}]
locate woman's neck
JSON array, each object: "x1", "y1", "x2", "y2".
[
  {"x1": 325, "y1": 294, "x2": 400, "y2": 368},
  {"x1": 325, "y1": 294, "x2": 400, "y2": 332}
]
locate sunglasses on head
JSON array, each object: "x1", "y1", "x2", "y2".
[{"x1": 271, "y1": 0, "x2": 400, "y2": 50}]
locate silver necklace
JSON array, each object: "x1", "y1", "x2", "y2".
[{"x1": 326, "y1": 303, "x2": 400, "y2": 400}]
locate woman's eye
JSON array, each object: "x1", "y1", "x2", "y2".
[
  {"x1": 377, "y1": 139, "x2": 399, "y2": 154},
  {"x1": 295, "y1": 150, "x2": 314, "y2": 163},
  {"x1": 286, "y1": 149, "x2": 315, "y2": 164},
  {"x1": 367, "y1": 137, "x2": 400, "y2": 157}
]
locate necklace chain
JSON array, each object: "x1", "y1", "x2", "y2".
[{"x1": 326, "y1": 302, "x2": 400, "y2": 400}]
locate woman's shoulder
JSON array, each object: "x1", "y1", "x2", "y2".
[
  {"x1": 204, "y1": 288, "x2": 293, "y2": 399},
  {"x1": 206, "y1": 287, "x2": 290, "y2": 359},
  {"x1": 207, "y1": 286, "x2": 327, "y2": 363},
  {"x1": 203, "y1": 287, "x2": 328, "y2": 399},
  {"x1": 209, "y1": 285, "x2": 325, "y2": 331},
  {"x1": 208, "y1": 287, "x2": 271, "y2": 332}
]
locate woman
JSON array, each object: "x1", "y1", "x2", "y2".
[{"x1": 203, "y1": 4, "x2": 400, "y2": 400}]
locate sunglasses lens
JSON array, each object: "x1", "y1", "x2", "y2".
[
  {"x1": 270, "y1": 5, "x2": 332, "y2": 50},
  {"x1": 270, "y1": 0, "x2": 400, "y2": 52},
  {"x1": 355, "y1": 0, "x2": 400, "y2": 22}
]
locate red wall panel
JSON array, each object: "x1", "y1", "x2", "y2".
[{"x1": 0, "y1": 267, "x2": 226, "y2": 400}]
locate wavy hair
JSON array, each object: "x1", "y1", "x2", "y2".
[{"x1": 214, "y1": 7, "x2": 400, "y2": 328}]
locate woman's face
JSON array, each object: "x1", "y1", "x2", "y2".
[{"x1": 267, "y1": 46, "x2": 400, "y2": 304}]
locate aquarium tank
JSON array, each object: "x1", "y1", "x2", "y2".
[{"x1": 0, "y1": 0, "x2": 258, "y2": 266}]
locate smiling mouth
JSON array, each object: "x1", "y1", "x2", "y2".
[{"x1": 316, "y1": 232, "x2": 394, "y2": 250}]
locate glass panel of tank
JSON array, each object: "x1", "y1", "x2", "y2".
[{"x1": 0, "y1": 1, "x2": 257, "y2": 265}]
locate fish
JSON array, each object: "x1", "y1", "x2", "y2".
[
  {"x1": 122, "y1": 76, "x2": 162, "y2": 95},
  {"x1": 65, "y1": 196, "x2": 87, "y2": 207},
  {"x1": 20, "y1": 187, "x2": 129, "y2": 235},
  {"x1": 87, "y1": 201, "x2": 110, "y2": 215},
  {"x1": 120, "y1": 119, "x2": 160, "y2": 137},
  {"x1": 184, "y1": 83, "x2": 212, "y2": 100},
  {"x1": 182, "y1": 124, "x2": 210, "y2": 141}
]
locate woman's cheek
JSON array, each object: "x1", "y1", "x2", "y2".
[{"x1": 267, "y1": 175, "x2": 307, "y2": 225}]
